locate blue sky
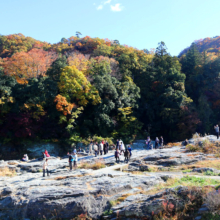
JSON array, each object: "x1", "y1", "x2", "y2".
[{"x1": 1, "y1": 0, "x2": 220, "y2": 56}]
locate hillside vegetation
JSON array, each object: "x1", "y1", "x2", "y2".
[{"x1": 0, "y1": 33, "x2": 220, "y2": 149}]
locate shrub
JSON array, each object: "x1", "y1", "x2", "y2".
[
  {"x1": 204, "y1": 190, "x2": 220, "y2": 213},
  {"x1": 78, "y1": 158, "x2": 105, "y2": 170},
  {"x1": 186, "y1": 144, "x2": 200, "y2": 152},
  {"x1": 0, "y1": 167, "x2": 16, "y2": 177}
]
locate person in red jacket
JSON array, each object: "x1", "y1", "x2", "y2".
[{"x1": 44, "y1": 149, "x2": 50, "y2": 157}]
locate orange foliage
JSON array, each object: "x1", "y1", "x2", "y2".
[
  {"x1": 2, "y1": 48, "x2": 57, "y2": 83},
  {"x1": 54, "y1": 95, "x2": 76, "y2": 115},
  {"x1": 67, "y1": 52, "x2": 90, "y2": 73}
]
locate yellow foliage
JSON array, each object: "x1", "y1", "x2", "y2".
[{"x1": 58, "y1": 66, "x2": 101, "y2": 106}]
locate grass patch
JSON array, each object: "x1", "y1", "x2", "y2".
[
  {"x1": 0, "y1": 167, "x2": 16, "y2": 177},
  {"x1": 165, "y1": 142, "x2": 181, "y2": 148},
  {"x1": 78, "y1": 159, "x2": 106, "y2": 170},
  {"x1": 179, "y1": 160, "x2": 220, "y2": 171},
  {"x1": 144, "y1": 176, "x2": 220, "y2": 195},
  {"x1": 182, "y1": 169, "x2": 192, "y2": 173},
  {"x1": 103, "y1": 209, "x2": 113, "y2": 216}
]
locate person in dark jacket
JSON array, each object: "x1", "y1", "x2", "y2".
[
  {"x1": 67, "y1": 152, "x2": 73, "y2": 171},
  {"x1": 155, "y1": 137, "x2": 159, "y2": 149},
  {"x1": 115, "y1": 149, "x2": 120, "y2": 163},
  {"x1": 183, "y1": 139, "x2": 189, "y2": 146},
  {"x1": 214, "y1": 125, "x2": 219, "y2": 139},
  {"x1": 124, "y1": 149, "x2": 129, "y2": 163},
  {"x1": 104, "y1": 141, "x2": 107, "y2": 155},
  {"x1": 116, "y1": 139, "x2": 119, "y2": 150},
  {"x1": 105, "y1": 140, "x2": 109, "y2": 153}
]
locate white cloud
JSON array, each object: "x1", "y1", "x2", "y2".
[
  {"x1": 104, "y1": 0, "x2": 112, "y2": 4},
  {"x1": 110, "y1": 3, "x2": 123, "y2": 12},
  {"x1": 97, "y1": 5, "x2": 103, "y2": 10}
]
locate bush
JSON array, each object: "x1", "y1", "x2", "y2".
[
  {"x1": 186, "y1": 144, "x2": 200, "y2": 152},
  {"x1": 204, "y1": 190, "x2": 220, "y2": 213},
  {"x1": 78, "y1": 158, "x2": 105, "y2": 170},
  {"x1": 0, "y1": 167, "x2": 16, "y2": 177}
]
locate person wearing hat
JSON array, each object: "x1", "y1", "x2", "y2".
[{"x1": 22, "y1": 154, "x2": 29, "y2": 161}]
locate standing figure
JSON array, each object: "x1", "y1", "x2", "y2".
[
  {"x1": 146, "y1": 137, "x2": 151, "y2": 149},
  {"x1": 214, "y1": 125, "x2": 219, "y2": 139},
  {"x1": 99, "y1": 142, "x2": 103, "y2": 155},
  {"x1": 93, "y1": 142, "x2": 98, "y2": 157},
  {"x1": 104, "y1": 141, "x2": 107, "y2": 155},
  {"x1": 105, "y1": 140, "x2": 109, "y2": 153},
  {"x1": 119, "y1": 140, "x2": 125, "y2": 154},
  {"x1": 160, "y1": 136, "x2": 164, "y2": 148},
  {"x1": 116, "y1": 139, "x2": 119, "y2": 150},
  {"x1": 89, "y1": 141, "x2": 93, "y2": 154},
  {"x1": 42, "y1": 158, "x2": 50, "y2": 177},
  {"x1": 127, "y1": 145, "x2": 132, "y2": 157},
  {"x1": 124, "y1": 148, "x2": 129, "y2": 163},
  {"x1": 155, "y1": 137, "x2": 159, "y2": 149},
  {"x1": 67, "y1": 152, "x2": 73, "y2": 171},
  {"x1": 72, "y1": 153, "x2": 78, "y2": 169},
  {"x1": 115, "y1": 149, "x2": 120, "y2": 163}
]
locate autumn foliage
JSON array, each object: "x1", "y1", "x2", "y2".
[
  {"x1": 54, "y1": 95, "x2": 75, "y2": 116},
  {"x1": 2, "y1": 48, "x2": 57, "y2": 83}
]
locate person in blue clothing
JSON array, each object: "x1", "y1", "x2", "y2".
[{"x1": 127, "y1": 145, "x2": 132, "y2": 157}]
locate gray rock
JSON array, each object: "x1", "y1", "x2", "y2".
[{"x1": 192, "y1": 168, "x2": 220, "y2": 173}]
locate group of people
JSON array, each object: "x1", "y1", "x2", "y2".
[
  {"x1": 114, "y1": 142, "x2": 132, "y2": 163},
  {"x1": 67, "y1": 152, "x2": 78, "y2": 170},
  {"x1": 146, "y1": 136, "x2": 164, "y2": 149},
  {"x1": 89, "y1": 140, "x2": 109, "y2": 157}
]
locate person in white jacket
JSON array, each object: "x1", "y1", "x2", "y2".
[
  {"x1": 93, "y1": 143, "x2": 98, "y2": 157},
  {"x1": 119, "y1": 140, "x2": 125, "y2": 153},
  {"x1": 89, "y1": 141, "x2": 93, "y2": 154},
  {"x1": 99, "y1": 142, "x2": 104, "y2": 155},
  {"x1": 72, "y1": 153, "x2": 78, "y2": 168},
  {"x1": 42, "y1": 159, "x2": 50, "y2": 177}
]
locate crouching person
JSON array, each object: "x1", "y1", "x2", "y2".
[{"x1": 43, "y1": 158, "x2": 50, "y2": 177}]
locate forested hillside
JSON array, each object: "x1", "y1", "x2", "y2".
[{"x1": 0, "y1": 33, "x2": 219, "y2": 147}]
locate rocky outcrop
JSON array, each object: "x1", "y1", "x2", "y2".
[{"x1": 0, "y1": 141, "x2": 219, "y2": 219}]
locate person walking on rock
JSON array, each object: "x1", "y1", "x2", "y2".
[
  {"x1": 146, "y1": 137, "x2": 151, "y2": 149},
  {"x1": 99, "y1": 141, "x2": 103, "y2": 155},
  {"x1": 116, "y1": 139, "x2": 119, "y2": 150},
  {"x1": 89, "y1": 141, "x2": 93, "y2": 154},
  {"x1": 105, "y1": 140, "x2": 109, "y2": 153},
  {"x1": 155, "y1": 137, "x2": 159, "y2": 149},
  {"x1": 214, "y1": 125, "x2": 219, "y2": 139},
  {"x1": 124, "y1": 148, "x2": 129, "y2": 163},
  {"x1": 119, "y1": 140, "x2": 125, "y2": 154},
  {"x1": 72, "y1": 152, "x2": 78, "y2": 169},
  {"x1": 93, "y1": 142, "x2": 98, "y2": 157},
  {"x1": 42, "y1": 158, "x2": 50, "y2": 177},
  {"x1": 128, "y1": 145, "x2": 132, "y2": 157},
  {"x1": 115, "y1": 149, "x2": 120, "y2": 163},
  {"x1": 104, "y1": 141, "x2": 107, "y2": 155},
  {"x1": 67, "y1": 152, "x2": 73, "y2": 171}
]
